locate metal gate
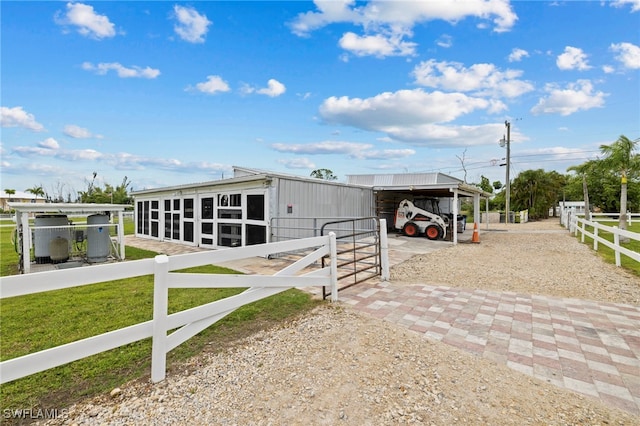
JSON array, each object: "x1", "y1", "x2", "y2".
[{"x1": 320, "y1": 217, "x2": 381, "y2": 299}]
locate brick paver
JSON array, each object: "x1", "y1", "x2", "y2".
[{"x1": 339, "y1": 281, "x2": 640, "y2": 415}]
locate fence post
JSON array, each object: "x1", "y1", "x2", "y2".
[
  {"x1": 613, "y1": 227, "x2": 621, "y2": 267},
  {"x1": 593, "y1": 222, "x2": 599, "y2": 251},
  {"x1": 379, "y1": 219, "x2": 390, "y2": 282},
  {"x1": 151, "y1": 255, "x2": 169, "y2": 382},
  {"x1": 581, "y1": 219, "x2": 585, "y2": 243},
  {"x1": 328, "y1": 232, "x2": 338, "y2": 302}
]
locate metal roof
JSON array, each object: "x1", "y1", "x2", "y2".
[{"x1": 346, "y1": 172, "x2": 492, "y2": 198}]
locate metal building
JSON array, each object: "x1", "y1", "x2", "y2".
[{"x1": 131, "y1": 166, "x2": 376, "y2": 249}]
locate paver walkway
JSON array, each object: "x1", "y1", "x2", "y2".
[{"x1": 339, "y1": 281, "x2": 640, "y2": 416}]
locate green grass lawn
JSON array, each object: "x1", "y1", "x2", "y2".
[
  {"x1": 575, "y1": 220, "x2": 640, "y2": 277},
  {"x1": 0, "y1": 219, "x2": 322, "y2": 412}
]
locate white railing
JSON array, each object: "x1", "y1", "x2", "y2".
[
  {"x1": 0, "y1": 234, "x2": 338, "y2": 384},
  {"x1": 565, "y1": 214, "x2": 640, "y2": 267}
]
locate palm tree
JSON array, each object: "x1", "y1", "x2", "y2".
[
  {"x1": 4, "y1": 188, "x2": 16, "y2": 201},
  {"x1": 26, "y1": 185, "x2": 45, "y2": 198},
  {"x1": 599, "y1": 135, "x2": 639, "y2": 236}
]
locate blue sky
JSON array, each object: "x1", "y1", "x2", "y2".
[{"x1": 2, "y1": 1, "x2": 639, "y2": 197}]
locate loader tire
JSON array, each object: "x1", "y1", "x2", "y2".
[
  {"x1": 425, "y1": 225, "x2": 442, "y2": 240},
  {"x1": 402, "y1": 222, "x2": 419, "y2": 237}
]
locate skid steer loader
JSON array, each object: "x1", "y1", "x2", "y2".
[{"x1": 394, "y1": 198, "x2": 448, "y2": 240}]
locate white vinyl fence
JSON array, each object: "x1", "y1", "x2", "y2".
[
  {"x1": 563, "y1": 213, "x2": 640, "y2": 267},
  {"x1": 0, "y1": 234, "x2": 338, "y2": 384}
]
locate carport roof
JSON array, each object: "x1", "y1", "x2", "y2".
[{"x1": 346, "y1": 172, "x2": 492, "y2": 198}]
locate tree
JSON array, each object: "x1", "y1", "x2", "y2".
[
  {"x1": 476, "y1": 175, "x2": 493, "y2": 194},
  {"x1": 26, "y1": 186, "x2": 45, "y2": 198},
  {"x1": 599, "y1": 135, "x2": 639, "y2": 235},
  {"x1": 510, "y1": 169, "x2": 564, "y2": 220},
  {"x1": 310, "y1": 169, "x2": 337, "y2": 180},
  {"x1": 78, "y1": 174, "x2": 133, "y2": 204}
]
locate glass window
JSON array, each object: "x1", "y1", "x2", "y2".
[
  {"x1": 173, "y1": 199, "x2": 180, "y2": 211},
  {"x1": 172, "y1": 213, "x2": 180, "y2": 239},
  {"x1": 143, "y1": 201, "x2": 149, "y2": 235},
  {"x1": 164, "y1": 199, "x2": 171, "y2": 211},
  {"x1": 218, "y1": 209, "x2": 242, "y2": 219},
  {"x1": 247, "y1": 194, "x2": 265, "y2": 220},
  {"x1": 164, "y1": 213, "x2": 171, "y2": 238},
  {"x1": 230, "y1": 194, "x2": 241, "y2": 207},
  {"x1": 184, "y1": 198, "x2": 194, "y2": 218},
  {"x1": 137, "y1": 202, "x2": 143, "y2": 234},
  {"x1": 246, "y1": 224, "x2": 266, "y2": 245},
  {"x1": 202, "y1": 223, "x2": 213, "y2": 234},
  {"x1": 218, "y1": 223, "x2": 241, "y2": 247},
  {"x1": 184, "y1": 222, "x2": 194, "y2": 242},
  {"x1": 219, "y1": 194, "x2": 229, "y2": 206},
  {"x1": 202, "y1": 198, "x2": 213, "y2": 219}
]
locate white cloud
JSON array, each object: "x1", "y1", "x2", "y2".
[
  {"x1": 289, "y1": 0, "x2": 517, "y2": 58},
  {"x1": 39, "y1": 138, "x2": 60, "y2": 150},
  {"x1": 508, "y1": 48, "x2": 529, "y2": 62},
  {"x1": 82, "y1": 62, "x2": 160, "y2": 79},
  {"x1": 10, "y1": 139, "x2": 231, "y2": 174},
  {"x1": 318, "y1": 89, "x2": 510, "y2": 146},
  {"x1": 173, "y1": 5, "x2": 211, "y2": 43},
  {"x1": 412, "y1": 60, "x2": 534, "y2": 98},
  {"x1": 320, "y1": 89, "x2": 496, "y2": 128},
  {"x1": 243, "y1": 79, "x2": 287, "y2": 97},
  {"x1": 291, "y1": 0, "x2": 517, "y2": 35},
  {"x1": 339, "y1": 31, "x2": 417, "y2": 57},
  {"x1": 0, "y1": 106, "x2": 45, "y2": 132},
  {"x1": 63, "y1": 124, "x2": 102, "y2": 139},
  {"x1": 610, "y1": 0, "x2": 640, "y2": 12},
  {"x1": 556, "y1": 46, "x2": 591, "y2": 71},
  {"x1": 436, "y1": 34, "x2": 453, "y2": 48},
  {"x1": 531, "y1": 80, "x2": 607, "y2": 116},
  {"x1": 55, "y1": 2, "x2": 116, "y2": 39},
  {"x1": 257, "y1": 79, "x2": 287, "y2": 97},
  {"x1": 602, "y1": 65, "x2": 615, "y2": 74},
  {"x1": 271, "y1": 140, "x2": 416, "y2": 160},
  {"x1": 278, "y1": 158, "x2": 316, "y2": 169},
  {"x1": 193, "y1": 75, "x2": 231, "y2": 94},
  {"x1": 272, "y1": 141, "x2": 371, "y2": 156},
  {"x1": 610, "y1": 42, "x2": 640, "y2": 69}
]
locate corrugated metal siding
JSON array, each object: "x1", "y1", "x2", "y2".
[{"x1": 271, "y1": 178, "x2": 375, "y2": 241}]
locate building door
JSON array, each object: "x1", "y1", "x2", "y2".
[
  {"x1": 200, "y1": 195, "x2": 215, "y2": 248},
  {"x1": 164, "y1": 199, "x2": 181, "y2": 241}
]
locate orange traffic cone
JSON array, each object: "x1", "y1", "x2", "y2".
[{"x1": 471, "y1": 222, "x2": 480, "y2": 243}]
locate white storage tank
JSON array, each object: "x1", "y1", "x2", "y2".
[
  {"x1": 87, "y1": 214, "x2": 111, "y2": 263},
  {"x1": 34, "y1": 215, "x2": 69, "y2": 263},
  {"x1": 49, "y1": 236, "x2": 69, "y2": 263}
]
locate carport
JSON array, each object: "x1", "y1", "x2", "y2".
[{"x1": 346, "y1": 172, "x2": 492, "y2": 244}]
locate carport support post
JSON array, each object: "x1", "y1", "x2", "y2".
[{"x1": 452, "y1": 189, "x2": 459, "y2": 245}]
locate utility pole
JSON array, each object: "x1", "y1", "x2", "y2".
[
  {"x1": 499, "y1": 120, "x2": 511, "y2": 224},
  {"x1": 505, "y1": 120, "x2": 511, "y2": 224}
]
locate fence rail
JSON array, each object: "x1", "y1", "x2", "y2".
[
  {"x1": 0, "y1": 234, "x2": 338, "y2": 384},
  {"x1": 563, "y1": 213, "x2": 640, "y2": 267}
]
